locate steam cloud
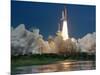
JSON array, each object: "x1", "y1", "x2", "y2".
[
  {"x1": 77, "y1": 32, "x2": 96, "y2": 53},
  {"x1": 11, "y1": 24, "x2": 96, "y2": 55}
]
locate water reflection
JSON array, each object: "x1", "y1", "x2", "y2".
[{"x1": 12, "y1": 60, "x2": 95, "y2": 74}]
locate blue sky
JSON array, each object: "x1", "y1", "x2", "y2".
[{"x1": 11, "y1": 1, "x2": 96, "y2": 39}]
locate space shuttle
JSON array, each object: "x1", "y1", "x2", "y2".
[
  {"x1": 57, "y1": 7, "x2": 68, "y2": 38},
  {"x1": 61, "y1": 7, "x2": 67, "y2": 21},
  {"x1": 61, "y1": 7, "x2": 69, "y2": 40},
  {"x1": 57, "y1": 7, "x2": 67, "y2": 32}
]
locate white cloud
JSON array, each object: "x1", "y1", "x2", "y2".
[
  {"x1": 78, "y1": 32, "x2": 96, "y2": 53},
  {"x1": 11, "y1": 24, "x2": 42, "y2": 55},
  {"x1": 11, "y1": 24, "x2": 96, "y2": 55}
]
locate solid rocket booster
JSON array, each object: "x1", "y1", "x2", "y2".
[{"x1": 61, "y1": 8, "x2": 67, "y2": 20}]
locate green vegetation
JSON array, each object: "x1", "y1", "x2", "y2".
[
  {"x1": 11, "y1": 54, "x2": 64, "y2": 67},
  {"x1": 11, "y1": 53, "x2": 95, "y2": 67}
]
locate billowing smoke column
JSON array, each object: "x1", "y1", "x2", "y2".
[
  {"x1": 61, "y1": 8, "x2": 69, "y2": 40},
  {"x1": 11, "y1": 24, "x2": 96, "y2": 55}
]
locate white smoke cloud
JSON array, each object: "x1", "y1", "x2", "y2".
[
  {"x1": 11, "y1": 24, "x2": 43, "y2": 55},
  {"x1": 11, "y1": 24, "x2": 58, "y2": 55},
  {"x1": 11, "y1": 24, "x2": 96, "y2": 55},
  {"x1": 77, "y1": 32, "x2": 96, "y2": 53}
]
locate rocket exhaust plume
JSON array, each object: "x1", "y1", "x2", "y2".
[
  {"x1": 61, "y1": 8, "x2": 69, "y2": 40},
  {"x1": 62, "y1": 20, "x2": 69, "y2": 40}
]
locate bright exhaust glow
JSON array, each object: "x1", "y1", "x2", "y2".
[{"x1": 61, "y1": 20, "x2": 69, "y2": 40}]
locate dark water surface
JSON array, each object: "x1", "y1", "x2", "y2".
[{"x1": 12, "y1": 60, "x2": 95, "y2": 74}]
